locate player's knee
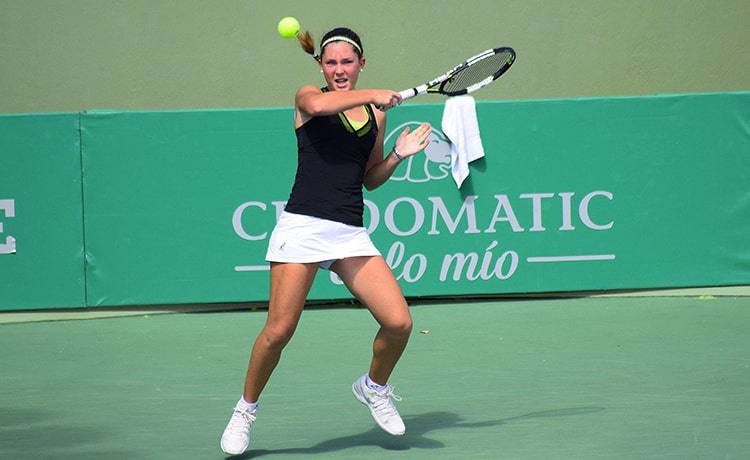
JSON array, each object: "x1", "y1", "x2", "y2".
[
  {"x1": 401, "y1": 317, "x2": 414, "y2": 337},
  {"x1": 261, "y1": 324, "x2": 297, "y2": 349},
  {"x1": 386, "y1": 316, "x2": 413, "y2": 338}
]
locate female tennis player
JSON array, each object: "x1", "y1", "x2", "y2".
[{"x1": 220, "y1": 27, "x2": 432, "y2": 455}]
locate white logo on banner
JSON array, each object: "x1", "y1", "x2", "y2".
[
  {"x1": 0, "y1": 199, "x2": 16, "y2": 255},
  {"x1": 386, "y1": 122, "x2": 452, "y2": 184}
]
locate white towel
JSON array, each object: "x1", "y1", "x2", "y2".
[{"x1": 441, "y1": 95, "x2": 486, "y2": 188}]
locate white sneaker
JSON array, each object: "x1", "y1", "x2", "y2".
[
  {"x1": 220, "y1": 405, "x2": 256, "y2": 455},
  {"x1": 352, "y1": 374, "x2": 406, "y2": 435}
]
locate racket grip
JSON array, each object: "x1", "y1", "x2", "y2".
[
  {"x1": 376, "y1": 85, "x2": 426, "y2": 111},
  {"x1": 375, "y1": 91, "x2": 406, "y2": 112},
  {"x1": 400, "y1": 88, "x2": 418, "y2": 100},
  {"x1": 400, "y1": 84, "x2": 428, "y2": 101}
]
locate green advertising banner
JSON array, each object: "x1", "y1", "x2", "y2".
[
  {"x1": 81, "y1": 109, "x2": 295, "y2": 306},
  {"x1": 80, "y1": 92, "x2": 750, "y2": 307},
  {"x1": 0, "y1": 113, "x2": 86, "y2": 310},
  {"x1": 365, "y1": 93, "x2": 750, "y2": 295},
  {"x1": 2, "y1": 93, "x2": 747, "y2": 310}
]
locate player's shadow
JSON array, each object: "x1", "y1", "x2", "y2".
[{"x1": 230, "y1": 406, "x2": 604, "y2": 459}]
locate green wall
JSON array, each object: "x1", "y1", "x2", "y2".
[
  {"x1": 1, "y1": 0, "x2": 749, "y2": 113},
  {"x1": 2, "y1": 93, "x2": 749, "y2": 310}
]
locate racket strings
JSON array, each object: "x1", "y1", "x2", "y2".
[{"x1": 442, "y1": 51, "x2": 513, "y2": 95}]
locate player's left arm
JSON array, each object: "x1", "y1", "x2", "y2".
[{"x1": 363, "y1": 112, "x2": 431, "y2": 191}]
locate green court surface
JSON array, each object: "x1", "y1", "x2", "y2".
[{"x1": 1, "y1": 293, "x2": 749, "y2": 459}]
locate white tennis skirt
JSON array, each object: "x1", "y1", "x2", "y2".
[{"x1": 265, "y1": 211, "x2": 381, "y2": 269}]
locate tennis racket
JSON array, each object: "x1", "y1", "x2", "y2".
[{"x1": 383, "y1": 47, "x2": 515, "y2": 109}]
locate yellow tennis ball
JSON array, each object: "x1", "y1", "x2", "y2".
[{"x1": 277, "y1": 16, "x2": 300, "y2": 39}]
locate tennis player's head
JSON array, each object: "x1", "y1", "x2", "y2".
[{"x1": 298, "y1": 27, "x2": 365, "y2": 92}]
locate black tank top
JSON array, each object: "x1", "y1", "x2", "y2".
[{"x1": 285, "y1": 97, "x2": 378, "y2": 227}]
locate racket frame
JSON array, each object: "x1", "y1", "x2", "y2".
[{"x1": 399, "y1": 46, "x2": 515, "y2": 101}]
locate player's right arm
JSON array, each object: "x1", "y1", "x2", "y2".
[{"x1": 294, "y1": 85, "x2": 400, "y2": 127}]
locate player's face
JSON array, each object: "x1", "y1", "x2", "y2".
[{"x1": 319, "y1": 42, "x2": 365, "y2": 92}]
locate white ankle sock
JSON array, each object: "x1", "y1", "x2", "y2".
[
  {"x1": 365, "y1": 374, "x2": 388, "y2": 393},
  {"x1": 237, "y1": 396, "x2": 258, "y2": 412}
]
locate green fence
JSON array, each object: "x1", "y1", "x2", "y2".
[
  {"x1": 2, "y1": 92, "x2": 749, "y2": 310},
  {"x1": 0, "y1": 113, "x2": 86, "y2": 309}
]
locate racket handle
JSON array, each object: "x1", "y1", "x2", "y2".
[
  {"x1": 400, "y1": 84, "x2": 427, "y2": 101},
  {"x1": 400, "y1": 88, "x2": 418, "y2": 100},
  {"x1": 376, "y1": 85, "x2": 427, "y2": 111}
]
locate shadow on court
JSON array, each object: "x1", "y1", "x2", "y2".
[
  {"x1": 0, "y1": 408, "x2": 137, "y2": 460},
  {"x1": 234, "y1": 407, "x2": 605, "y2": 459}
]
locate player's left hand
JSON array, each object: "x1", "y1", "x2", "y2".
[{"x1": 395, "y1": 123, "x2": 432, "y2": 158}]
